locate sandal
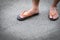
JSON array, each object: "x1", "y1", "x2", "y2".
[
  {"x1": 17, "y1": 11, "x2": 39, "y2": 21},
  {"x1": 48, "y1": 7, "x2": 59, "y2": 21}
]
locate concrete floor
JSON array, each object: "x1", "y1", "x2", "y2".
[{"x1": 0, "y1": 0, "x2": 60, "y2": 40}]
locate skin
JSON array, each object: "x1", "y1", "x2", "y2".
[
  {"x1": 50, "y1": 0, "x2": 60, "y2": 19},
  {"x1": 52, "y1": 0, "x2": 60, "y2": 7},
  {"x1": 20, "y1": 0, "x2": 60, "y2": 19}
]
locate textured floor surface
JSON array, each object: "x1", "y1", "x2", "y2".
[{"x1": 0, "y1": 0, "x2": 60, "y2": 40}]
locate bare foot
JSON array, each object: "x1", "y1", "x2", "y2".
[
  {"x1": 20, "y1": 8, "x2": 39, "y2": 18},
  {"x1": 49, "y1": 6, "x2": 59, "y2": 20}
]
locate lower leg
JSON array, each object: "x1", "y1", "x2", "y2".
[
  {"x1": 52, "y1": 0, "x2": 60, "y2": 7},
  {"x1": 32, "y1": 0, "x2": 40, "y2": 9}
]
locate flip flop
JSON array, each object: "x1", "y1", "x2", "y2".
[
  {"x1": 48, "y1": 7, "x2": 59, "y2": 21},
  {"x1": 17, "y1": 11, "x2": 39, "y2": 21}
]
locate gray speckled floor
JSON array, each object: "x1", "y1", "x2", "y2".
[{"x1": 0, "y1": 0, "x2": 60, "y2": 40}]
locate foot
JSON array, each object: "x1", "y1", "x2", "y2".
[
  {"x1": 17, "y1": 8, "x2": 39, "y2": 21},
  {"x1": 20, "y1": 8, "x2": 39, "y2": 18},
  {"x1": 49, "y1": 6, "x2": 59, "y2": 21}
]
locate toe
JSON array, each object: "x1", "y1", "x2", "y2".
[{"x1": 53, "y1": 13, "x2": 59, "y2": 19}]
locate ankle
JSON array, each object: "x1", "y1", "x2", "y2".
[
  {"x1": 32, "y1": 7, "x2": 39, "y2": 10},
  {"x1": 51, "y1": 5, "x2": 57, "y2": 8}
]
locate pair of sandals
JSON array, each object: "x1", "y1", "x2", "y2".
[{"x1": 17, "y1": 7, "x2": 59, "y2": 21}]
